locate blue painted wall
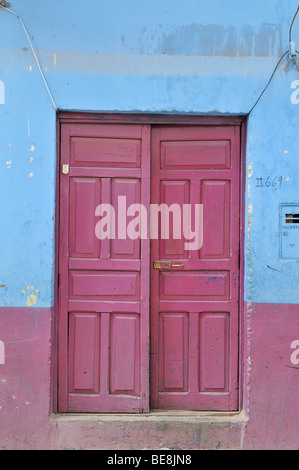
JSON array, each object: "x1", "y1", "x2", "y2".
[{"x1": 1, "y1": 0, "x2": 299, "y2": 306}]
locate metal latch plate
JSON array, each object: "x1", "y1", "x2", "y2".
[
  {"x1": 153, "y1": 261, "x2": 172, "y2": 270},
  {"x1": 62, "y1": 164, "x2": 69, "y2": 175}
]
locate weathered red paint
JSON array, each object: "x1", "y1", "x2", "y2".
[
  {"x1": 58, "y1": 112, "x2": 244, "y2": 126},
  {"x1": 150, "y1": 125, "x2": 240, "y2": 410}
]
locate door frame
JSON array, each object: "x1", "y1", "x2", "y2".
[{"x1": 53, "y1": 112, "x2": 246, "y2": 414}]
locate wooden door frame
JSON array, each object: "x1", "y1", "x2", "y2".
[{"x1": 53, "y1": 112, "x2": 246, "y2": 414}]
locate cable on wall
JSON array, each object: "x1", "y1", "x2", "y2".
[
  {"x1": 1, "y1": 2, "x2": 299, "y2": 118},
  {"x1": 246, "y1": 4, "x2": 299, "y2": 117},
  {"x1": 289, "y1": 4, "x2": 299, "y2": 56},
  {"x1": 0, "y1": 3, "x2": 57, "y2": 111},
  {"x1": 246, "y1": 50, "x2": 289, "y2": 116}
]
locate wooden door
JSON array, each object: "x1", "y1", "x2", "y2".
[
  {"x1": 150, "y1": 125, "x2": 240, "y2": 410},
  {"x1": 58, "y1": 122, "x2": 150, "y2": 412},
  {"x1": 58, "y1": 118, "x2": 241, "y2": 413}
]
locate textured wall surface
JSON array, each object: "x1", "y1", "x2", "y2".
[{"x1": 1, "y1": 0, "x2": 299, "y2": 450}]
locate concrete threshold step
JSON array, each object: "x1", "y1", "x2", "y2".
[{"x1": 52, "y1": 411, "x2": 247, "y2": 450}]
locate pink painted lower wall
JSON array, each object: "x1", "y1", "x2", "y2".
[
  {"x1": 0, "y1": 307, "x2": 53, "y2": 449},
  {"x1": 0, "y1": 304, "x2": 299, "y2": 449},
  {"x1": 243, "y1": 302, "x2": 299, "y2": 450}
]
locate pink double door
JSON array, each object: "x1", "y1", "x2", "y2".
[{"x1": 58, "y1": 119, "x2": 240, "y2": 413}]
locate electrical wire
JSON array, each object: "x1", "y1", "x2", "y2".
[
  {"x1": 1, "y1": 4, "x2": 299, "y2": 117},
  {"x1": 247, "y1": 4, "x2": 299, "y2": 117},
  {"x1": 0, "y1": 5, "x2": 57, "y2": 111},
  {"x1": 246, "y1": 50, "x2": 289, "y2": 116},
  {"x1": 289, "y1": 4, "x2": 299, "y2": 43}
]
